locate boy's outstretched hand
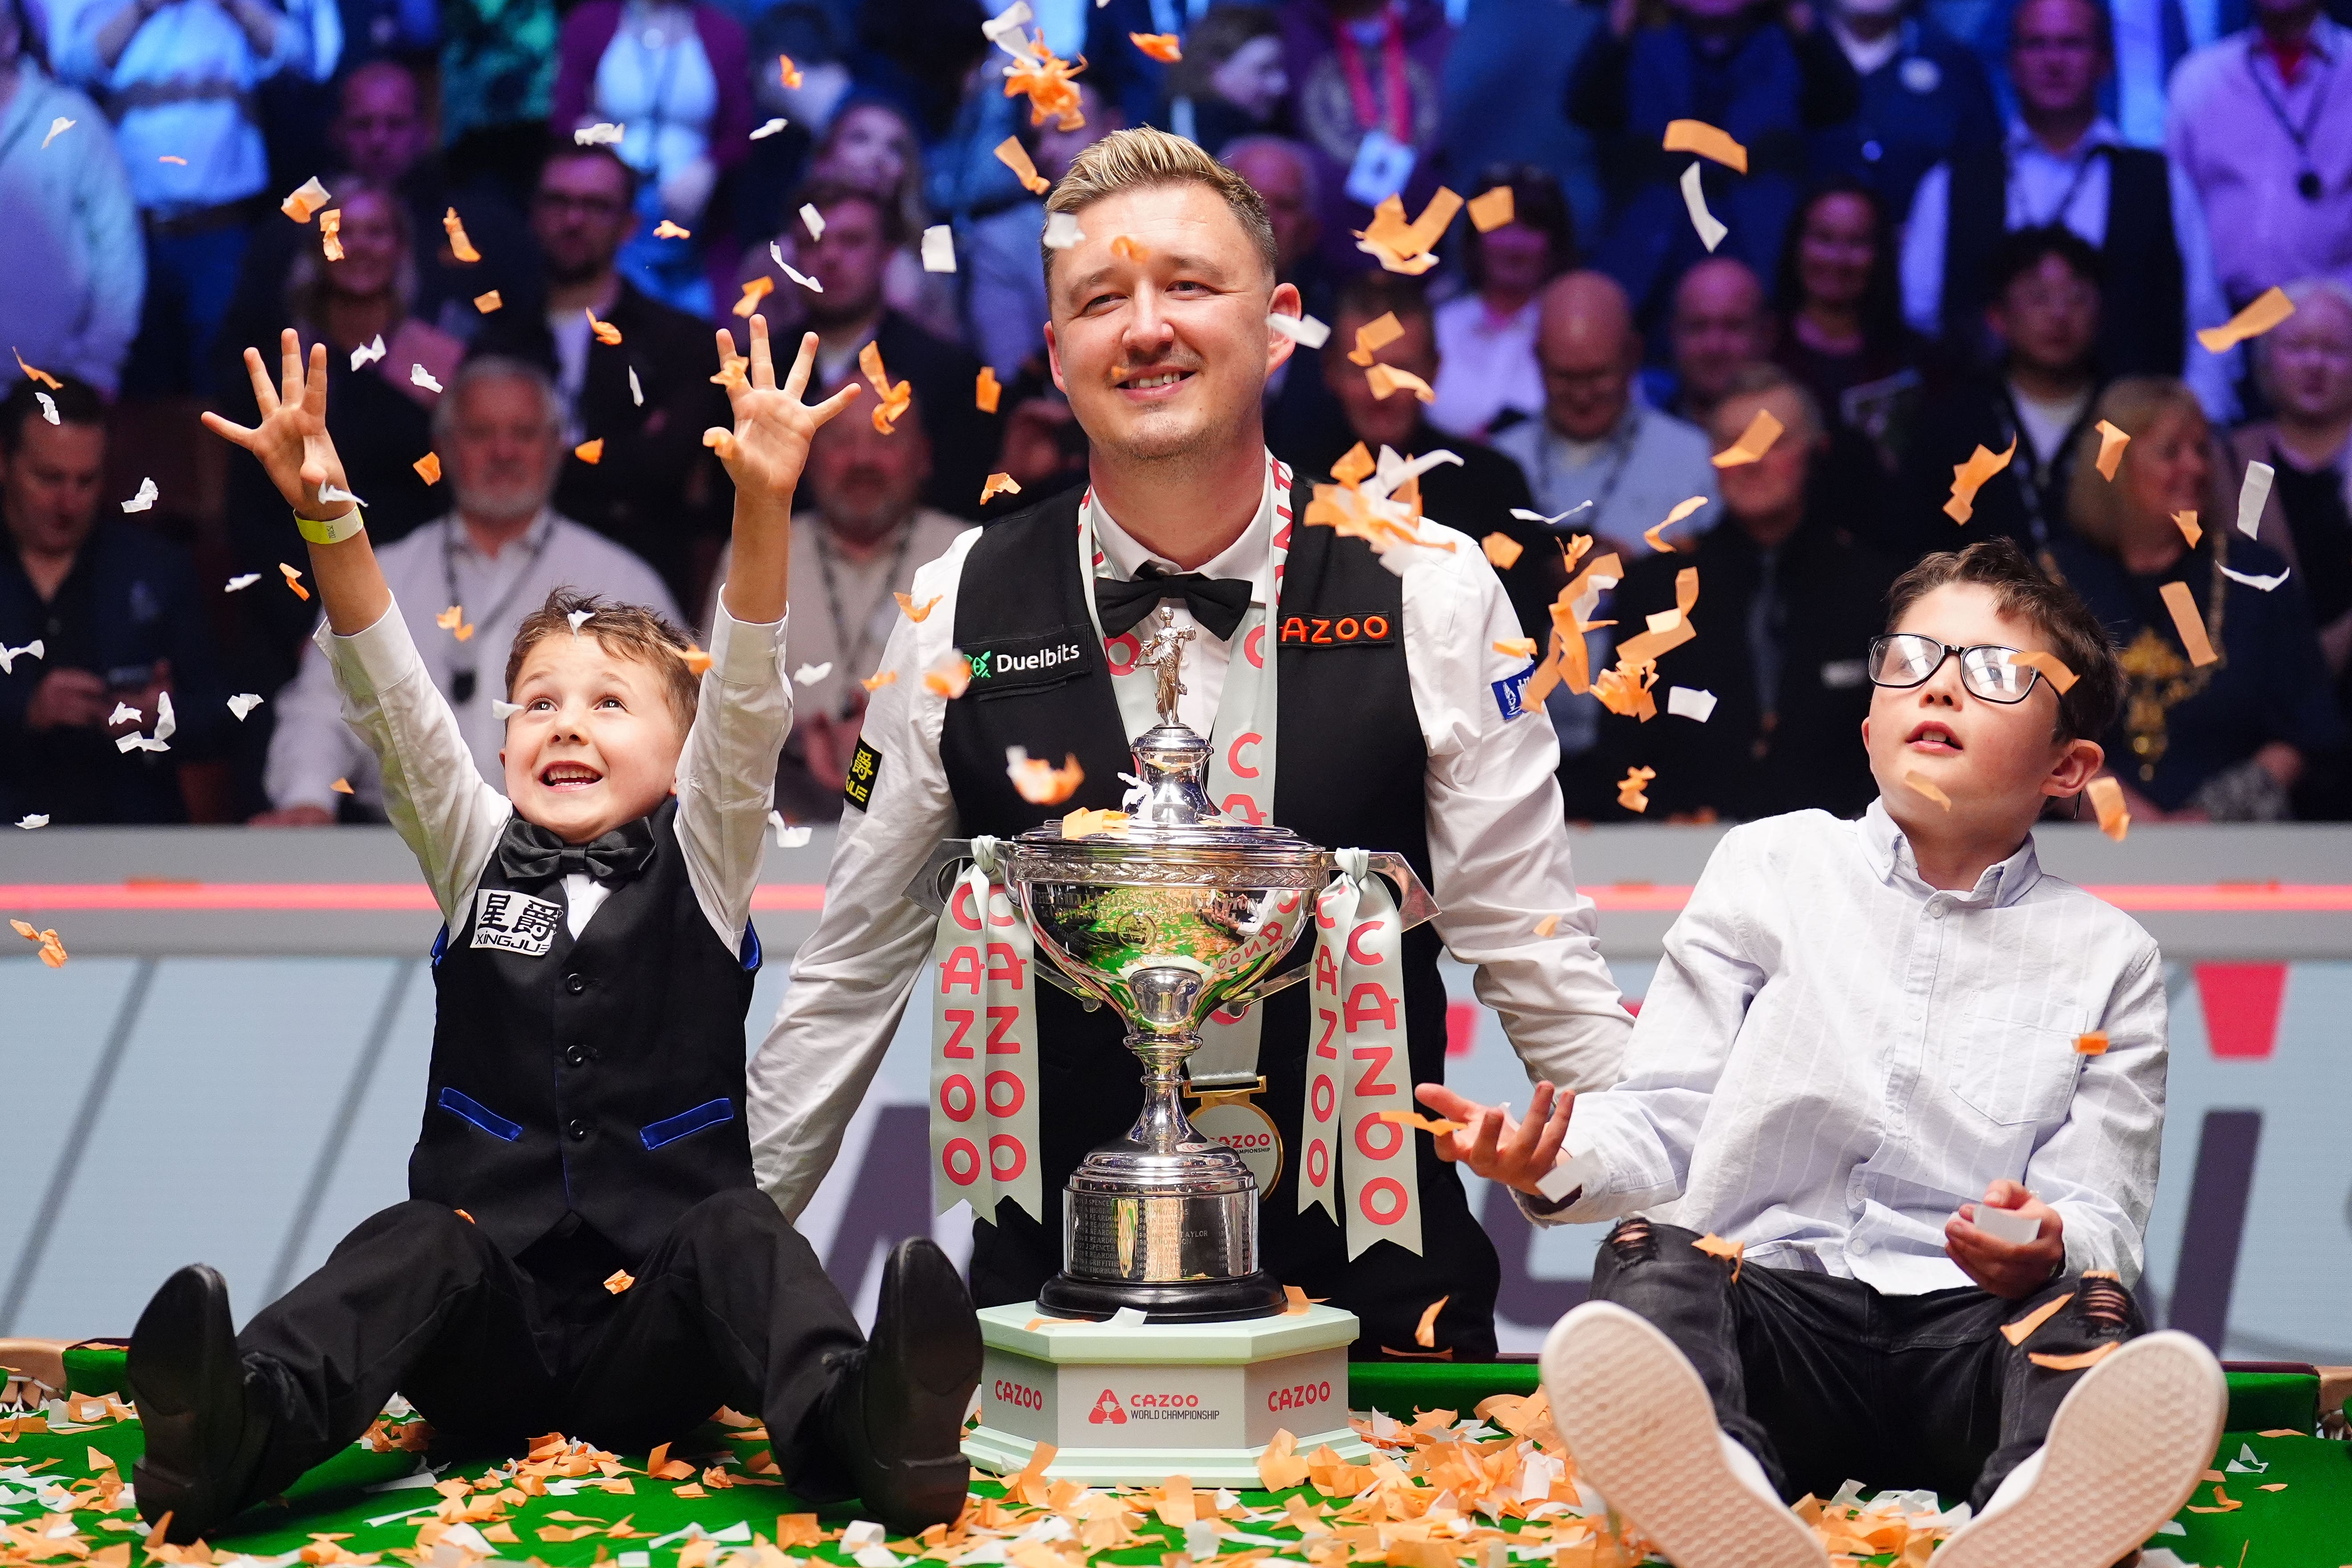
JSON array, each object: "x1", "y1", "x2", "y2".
[
  {"x1": 1414, "y1": 1081, "x2": 1576, "y2": 1196},
  {"x1": 201, "y1": 330, "x2": 355, "y2": 521},
  {"x1": 1946, "y1": 1179, "x2": 2066, "y2": 1298},
  {"x1": 710, "y1": 316, "x2": 860, "y2": 626}
]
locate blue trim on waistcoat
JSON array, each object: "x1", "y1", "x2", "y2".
[
  {"x1": 739, "y1": 922, "x2": 761, "y2": 973},
  {"x1": 640, "y1": 1097, "x2": 733, "y2": 1150},
  {"x1": 437, "y1": 1086, "x2": 523, "y2": 1141},
  {"x1": 429, "y1": 924, "x2": 448, "y2": 967}
]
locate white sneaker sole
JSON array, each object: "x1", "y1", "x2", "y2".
[
  {"x1": 1932, "y1": 1330, "x2": 2227, "y2": 1568},
  {"x1": 1540, "y1": 1301, "x2": 1828, "y2": 1568}
]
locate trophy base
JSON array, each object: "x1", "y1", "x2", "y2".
[{"x1": 1036, "y1": 1268, "x2": 1288, "y2": 1323}]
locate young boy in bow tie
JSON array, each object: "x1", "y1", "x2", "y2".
[
  {"x1": 1419, "y1": 540, "x2": 2228, "y2": 1568},
  {"x1": 126, "y1": 321, "x2": 982, "y2": 1543}
]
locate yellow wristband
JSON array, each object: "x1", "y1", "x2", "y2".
[{"x1": 294, "y1": 509, "x2": 366, "y2": 545}]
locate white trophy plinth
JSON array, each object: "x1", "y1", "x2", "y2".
[{"x1": 963, "y1": 1302, "x2": 1374, "y2": 1487}]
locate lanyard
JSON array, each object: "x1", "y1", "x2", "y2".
[
  {"x1": 1536, "y1": 410, "x2": 1639, "y2": 535},
  {"x1": 815, "y1": 519, "x2": 916, "y2": 717},
  {"x1": 1334, "y1": 10, "x2": 1411, "y2": 143},
  {"x1": 2244, "y1": 37, "x2": 2333, "y2": 193},
  {"x1": 442, "y1": 514, "x2": 557, "y2": 701},
  {"x1": 2017, "y1": 139, "x2": 2105, "y2": 232}
]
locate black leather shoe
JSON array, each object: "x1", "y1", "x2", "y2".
[
  {"x1": 128, "y1": 1265, "x2": 270, "y2": 1544},
  {"x1": 822, "y1": 1238, "x2": 982, "y2": 1533}
]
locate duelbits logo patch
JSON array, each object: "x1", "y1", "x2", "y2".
[{"x1": 963, "y1": 625, "x2": 1091, "y2": 692}]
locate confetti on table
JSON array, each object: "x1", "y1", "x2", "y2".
[
  {"x1": 794, "y1": 662, "x2": 833, "y2": 685},
  {"x1": 1944, "y1": 438, "x2": 2018, "y2": 523},
  {"x1": 10, "y1": 920, "x2": 66, "y2": 968},
  {"x1": 2093, "y1": 419, "x2": 2131, "y2": 481},
  {"x1": 1129, "y1": 30, "x2": 1181, "y2": 60},
  {"x1": 413, "y1": 451, "x2": 441, "y2": 484},
  {"x1": 995, "y1": 136, "x2": 1049, "y2": 194},
  {"x1": 121, "y1": 477, "x2": 158, "y2": 513},
  {"x1": 1355, "y1": 188, "x2": 1459, "y2": 274},
  {"x1": 331, "y1": 776, "x2": 354, "y2": 794},
  {"x1": 586, "y1": 308, "x2": 622, "y2": 345},
  {"x1": 441, "y1": 207, "x2": 480, "y2": 263},
  {"x1": 652, "y1": 219, "x2": 691, "y2": 239},
  {"x1": 1906, "y1": 770, "x2": 1952, "y2": 811},
  {"x1": 319, "y1": 208, "x2": 343, "y2": 261},
  {"x1": 975, "y1": 365, "x2": 1001, "y2": 413},
  {"x1": 921, "y1": 225, "x2": 956, "y2": 273},
  {"x1": 603, "y1": 1270, "x2": 634, "y2": 1294},
  {"x1": 1414, "y1": 1295, "x2": 1449, "y2": 1348},
  {"x1": 896, "y1": 591, "x2": 942, "y2": 622},
  {"x1": 573, "y1": 439, "x2": 603, "y2": 465},
  {"x1": 2160, "y1": 580, "x2": 2218, "y2": 665},
  {"x1": 0, "y1": 638, "x2": 39, "y2": 674},
  {"x1": 473, "y1": 290, "x2": 502, "y2": 313},
  {"x1": 281, "y1": 175, "x2": 331, "y2": 223},
  {"x1": 980, "y1": 472, "x2": 1023, "y2": 504},
  {"x1": 1644, "y1": 495, "x2": 1708, "y2": 551},
  {"x1": 2074, "y1": 1031, "x2": 2108, "y2": 1056},
  {"x1": 2237, "y1": 460, "x2": 2274, "y2": 538},
  {"x1": 225, "y1": 573, "x2": 260, "y2": 592},
  {"x1": 768, "y1": 811, "x2": 813, "y2": 848},
  {"x1": 411, "y1": 364, "x2": 442, "y2": 393},
  {"x1": 13, "y1": 346, "x2": 61, "y2": 387},
  {"x1": 350, "y1": 334, "x2": 385, "y2": 370},
  {"x1": 2010, "y1": 649, "x2": 2077, "y2": 692},
  {"x1": 115, "y1": 691, "x2": 176, "y2": 753},
  {"x1": 1663, "y1": 118, "x2": 1748, "y2": 173},
  {"x1": 15, "y1": 815, "x2": 47, "y2": 828},
  {"x1": 281, "y1": 562, "x2": 310, "y2": 599},
  {"x1": 1678, "y1": 163, "x2": 1726, "y2": 252},
  {"x1": 1667, "y1": 685, "x2": 1717, "y2": 722},
  {"x1": 1267, "y1": 311, "x2": 1330, "y2": 349},
  {"x1": 2173, "y1": 509, "x2": 2201, "y2": 546},
  {"x1": 1007, "y1": 746, "x2": 1084, "y2": 804},
  {"x1": 1467, "y1": 185, "x2": 1515, "y2": 232},
  {"x1": 1366, "y1": 363, "x2": 1435, "y2": 403},
  {"x1": 777, "y1": 52, "x2": 803, "y2": 88},
  {"x1": 2087, "y1": 776, "x2": 2130, "y2": 841},
  {"x1": 35, "y1": 391, "x2": 57, "y2": 424},
  {"x1": 1481, "y1": 533, "x2": 1525, "y2": 569},
  {"x1": 750, "y1": 118, "x2": 789, "y2": 139},
  {"x1": 1043, "y1": 211, "x2": 1086, "y2": 249},
  {"x1": 2197, "y1": 285, "x2": 2295, "y2": 354},
  {"x1": 1711, "y1": 407, "x2": 1784, "y2": 468},
  {"x1": 1617, "y1": 765, "x2": 1655, "y2": 813},
  {"x1": 923, "y1": 652, "x2": 973, "y2": 698},
  {"x1": 227, "y1": 693, "x2": 264, "y2": 721},
  {"x1": 575, "y1": 123, "x2": 624, "y2": 146},
  {"x1": 567, "y1": 609, "x2": 594, "y2": 634}
]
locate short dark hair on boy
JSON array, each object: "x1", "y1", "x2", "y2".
[
  {"x1": 1, "y1": 375, "x2": 105, "y2": 456},
  {"x1": 505, "y1": 589, "x2": 701, "y2": 731},
  {"x1": 1988, "y1": 223, "x2": 2104, "y2": 299},
  {"x1": 1884, "y1": 538, "x2": 2123, "y2": 743}
]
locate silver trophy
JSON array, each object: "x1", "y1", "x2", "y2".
[{"x1": 911, "y1": 611, "x2": 1436, "y2": 1321}]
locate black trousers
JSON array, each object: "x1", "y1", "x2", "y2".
[
  {"x1": 1588, "y1": 1220, "x2": 2145, "y2": 1511},
  {"x1": 233, "y1": 1191, "x2": 864, "y2": 1507}
]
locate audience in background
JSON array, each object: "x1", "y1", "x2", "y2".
[
  {"x1": 1160, "y1": 4, "x2": 1286, "y2": 155},
  {"x1": 1655, "y1": 255, "x2": 1778, "y2": 429},
  {"x1": 1814, "y1": 0, "x2": 2001, "y2": 220},
  {"x1": 1901, "y1": 0, "x2": 2236, "y2": 417},
  {"x1": 1278, "y1": 0, "x2": 1457, "y2": 280},
  {"x1": 468, "y1": 141, "x2": 732, "y2": 610},
  {"x1": 1773, "y1": 179, "x2": 1922, "y2": 474},
  {"x1": 964, "y1": 81, "x2": 1121, "y2": 381},
  {"x1": 2047, "y1": 376, "x2": 2341, "y2": 820},
  {"x1": 0, "y1": 379, "x2": 228, "y2": 824},
  {"x1": 1429, "y1": 166, "x2": 1577, "y2": 442},
  {"x1": 1227, "y1": 134, "x2": 1345, "y2": 462},
  {"x1": 1438, "y1": 0, "x2": 1608, "y2": 248},
  {"x1": 0, "y1": 0, "x2": 143, "y2": 397},
  {"x1": 2165, "y1": 0, "x2": 2352, "y2": 316},
  {"x1": 700, "y1": 383, "x2": 963, "y2": 819},
  {"x1": 258, "y1": 355, "x2": 677, "y2": 823},
  {"x1": 793, "y1": 98, "x2": 961, "y2": 342},
  {"x1": 2232, "y1": 281, "x2": 2352, "y2": 677},
  {"x1": 439, "y1": 0, "x2": 560, "y2": 202},
  {"x1": 1596, "y1": 366, "x2": 1894, "y2": 820}
]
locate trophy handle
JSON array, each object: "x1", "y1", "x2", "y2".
[
  {"x1": 901, "y1": 839, "x2": 1100, "y2": 1005},
  {"x1": 1220, "y1": 852, "x2": 1442, "y2": 1009}
]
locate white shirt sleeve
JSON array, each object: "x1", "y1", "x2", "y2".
[
  {"x1": 319, "y1": 597, "x2": 514, "y2": 924},
  {"x1": 264, "y1": 621, "x2": 371, "y2": 812},
  {"x1": 746, "y1": 532, "x2": 978, "y2": 1218},
  {"x1": 1401, "y1": 530, "x2": 1635, "y2": 1098},
  {"x1": 1901, "y1": 164, "x2": 1953, "y2": 341},
  {"x1": 2027, "y1": 937, "x2": 2169, "y2": 1283},
  {"x1": 2169, "y1": 157, "x2": 2241, "y2": 424},
  {"x1": 673, "y1": 599, "x2": 793, "y2": 952}
]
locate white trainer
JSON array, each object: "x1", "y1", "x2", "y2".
[
  {"x1": 1540, "y1": 1301, "x2": 1829, "y2": 1568},
  {"x1": 1932, "y1": 1330, "x2": 2227, "y2": 1568}
]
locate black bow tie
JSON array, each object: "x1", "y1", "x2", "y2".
[
  {"x1": 497, "y1": 816, "x2": 657, "y2": 887},
  {"x1": 1095, "y1": 565, "x2": 1254, "y2": 641}
]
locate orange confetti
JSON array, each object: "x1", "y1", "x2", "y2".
[
  {"x1": 280, "y1": 176, "x2": 331, "y2": 223},
  {"x1": 1534, "y1": 912, "x2": 1561, "y2": 937},
  {"x1": 1906, "y1": 769, "x2": 1952, "y2": 811},
  {"x1": 2174, "y1": 509, "x2": 2202, "y2": 546},
  {"x1": 1354, "y1": 187, "x2": 1461, "y2": 274},
  {"x1": 319, "y1": 208, "x2": 343, "y2": 261},
  {"x1": 281, "y1": 561, "x2": 310, "y2": 600},
  {"x1": 604, "y1": 1270, "x2": 634, "y2": 1294},
  {"x1": 1007, "y1": 747, "x2": 1085, "y2": 805},
  {"x1": 1944, "y1": 438, "x2": 2017, "y2": 524},
  {"x1": 2159, "y1": 580, "x2": 2219, "y2": 666},
  {"x1": 1998, "y1": 1292, "x2": 2074, "y2": 1347},
  {"x1": 1111, "y1": 234, "x2": 1148, "y2": 262},
  {"x1": 2010, "y1": 649, "x2": 2077, "y2": 693},
  {"x1": 574, "y1": 439, "x2": 604, "y2": 464},
  {"x1": 1481, "y1": 532, "x2": 1525, "y2": 569},
  {"x1": 9, "y1": 920, "x2": 66, "y2": 969},
  {"x1": 1617, "y1": 765, "x2": 1655, "y2": 813},
  {"x1": 443, "y1": 208, "x2": 481, "y2": 263},
  {"x1": 473, "y1": 290, "x2": 502, "y2": 313},
  {"x1": 1663, "y1": 119, "x2": 1748, "y2": 173},
  {"x1": 1365, "y1": 362, "x2": 1435, "y2": 403},
  {"x1": 330, "y1": 777, "x2": 354, "y2": 794},
  {"x1": 1644, "y1": 495, "x2": 1708, "y2": 551},
  {"x1": 976, "y1": 364, "x2": 1002, "y2": 413},
  {"x1": 587, "y1": 308, "x2": 622, "y2": 346},
  {"x1": 1614, "y1": 566, "x2": 1700, "y2": 666},
  {"x1": 158, "y1": 154, "x2": 187, "y2": 165},
  {"x1": 1710, "y1": 407, "x2": 1784, "y2": 468},
  {"x1": 679, "y1": 643, "x2": 713, "y2": 676},
  {"x1": 1002, "y1": 35, "x2": 1088, "y2": 130},
  {"x1": 1494, "y1": 637, "x2": 1536, "y2": 659},
  {"x1": 414, "y1": 451, "x2": 441, "y2": 485},
  {"x1": 2074, "y1": 1031, "x2": 2109, "y2": 1056},
  {"x1": 733, "y1": 275, "x2": 775, "y2": 319},
  {"x1": 860, "y1": 342, "x2": 913, "y2": 433},
  {"x1": 436, "y1": 605, "x2": 465, "y2": 631},
  {"x1": 2030, "y1": 1343, "x2": 2120, "y2": 1372},
  {"x1": 2094, "y1": 419, "x2": 2131, "y2": 481},
  {"x1": 1060, "y1": 807, "x2": 1129, "y2": 838},
  {"x1": 1257, "y1": 1429, "x2": 1311, "y2": 1491},
  {"x1": 862, "y1": 670, "x2": 897, "y2": 692},
  {"x1": 1692, "y1": 1232, "x2": 1745, "y2": 1278},
  {"x1": 1378, "y1": 1109, "x2": 1466, "y2": 1137},
  {"x1": 1129, "y1": 30, "x2": 1181, "y2": 60},
  {"x1": 995, "y1": 136, "x2": 1050, "y2": 195},
  {"x1": 2086, "y1": 776, "x2": 2130, "y2": 842},
  {"x1": 2197, "y1": 286, "x2": 2295, "y2": 354},
  {"x1": 12, "y1": 347, "x2": 61, "y2": 389},
  {"x1": 923, "y1": 652, "x2": 972, "y2": 698},
  {"x1": 1345, "y1": 310, "x2": 1404, "y2": 367},
  {"x1": 777, "y1": 53, "x2": 803, "y2": 88},
  {"x1": 1413, "y1": 1295, "x2": 1448, "y2": 1348},
  {"x1": 896, "y1": 591, "x2": 941, "y2": 622},
  {"x1": 652, "y1": 219, "x2": 692, "y2": 239},
  {"x1": 1466, "y1": 186, "x2": 1515, "y2": 232},
  {"x1": 980, "y1": 472, "x2": 1023, "y2": 505},
  {"x1": 709, "y1": 350, "x2": 750, "y2": 388}
]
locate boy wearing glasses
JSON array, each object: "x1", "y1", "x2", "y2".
[{"x1": 1418, "y1": 539, "x2": 2226, "y2": 1568}]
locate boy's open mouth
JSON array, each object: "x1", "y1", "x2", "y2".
[
  {"x1": 1907, "y1": 721, "x2": 1962, "y2": 754},
  {"x1": 538, "y1": 761, "x2": 603, "y2": 791}
]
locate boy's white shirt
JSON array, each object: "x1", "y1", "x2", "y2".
[
  {"x1": 318, "y1": 591, "x2": 791, "y2": 949},
  {"x1": 1533, "y1": 800, "x2": 2169, "y2": 1293}
]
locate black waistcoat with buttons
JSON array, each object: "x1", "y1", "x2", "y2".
[
  {"x1": 413, "y1": 796, "x2": 760, "y2": 1265},
  {"x1": 932, "y1": 481, "x2": 1501, "y2": 1358}
]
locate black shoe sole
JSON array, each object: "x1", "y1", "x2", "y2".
[
  {"x1": 847, "y1": 1238, "x2": 983, "y2": 1533},
  {"x1": 127, "y1": 1264, "x2": 260, "y2": 1544}
]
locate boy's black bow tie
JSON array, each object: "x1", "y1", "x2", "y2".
[
  {"x1": 1094, "y1": 564, "x2": 1254, "y2": 641},
  {"x1": 497, "y1": 816, "x2": 656, "y2": 886}
]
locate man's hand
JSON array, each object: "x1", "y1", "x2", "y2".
[
  {"x1": 201, "y1": 329, "x2": 356, "y2": 521},
  {"x1": 1414, "y1": 1081, "x2": 1576, "y2": 1196},
  {"x1": 23, "y1": 668, "x2": 110, "y2": 731},
  {"x1": 1945, "y1": 1179, "x2": 2066, "y2": 1299}
]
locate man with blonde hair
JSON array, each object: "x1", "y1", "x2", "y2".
[{"x1": 750, "y1": 128, "x2": 1632, "y2": 1352}]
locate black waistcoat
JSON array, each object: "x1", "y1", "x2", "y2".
[
  {"x1": 1942, "y1": 145, "x2": 2185, "y2": 378},
  {"x1": 934, "y1": 483, "x2": 1500, "y2": 1357},
  {"x1": 413, "y1": 797, "x2": 761, "y2": 1265}
]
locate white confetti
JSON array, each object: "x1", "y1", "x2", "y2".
[
  {"x1": 120, "y1": 477, "x2": 159, "y2": 513},
  {"x1": 1679, "y1": 161, "x2": 1727, "y2": 253},
  {"x1": 224, "y1": 573, "x2": 261, "y2": 592},
  {"x1": 410, "y1": 363, "x2": 443, "y2": 393},
  {"x1": 115, "y1": 691, "x2": 176, "y2": 753},
  {"x1": 1667, "y1": 685, "x2": 1718, "y2": 722},
  {"x1": 792, "y1": 662, "x2": 833, "y2": 685},
  {"x1": 15, "y1": 815, "x2": 47, "y2": 830},
  {"x1": 770, "y1": 242, "x2": 824, "y2": 293},
  {"x1": 567, "y1": 609, "x2": 594, "y2": 634},
  {"x1": 1266, "y1": 311, "x2": 1330, "y2": 349},
  {"x1": 319, "y1": 482, "x2": 367, "y2": 507},
  {"x1": 35, "y1": 391, "x2": 57, "y2": 425},
  {"x1": 768, "y1": 810, "x2": 813, "y2": 848},
  {"x1": 1042, "y1": 210, "x2": 1086, "y2": 250},
  {"x1": 921, "y1": 225, "x2": 957, "y2": 273},
  {"x1": 41, "y1": 117, "x2": 73, "y2": 149},
  {"x1": 982, "y1": 1, "x2": 1039, "y2": 61},
  {"x1": 1510, "y1": 501, "x2": 1596, "y2": 528},
  {"x1": 628, "y1": 366, "x2": 644, "y2": 407},
  {"x1": 491, "y1": 699, "x2": 524, "y2": 719},
  {"x1": 0, "y1": 638, "x2": 44, "y2": 673},
  {"x1": 227, "y1": 692, "x2": 265, "y2": 721},
  {"x1": 750, "y1": 118, "x2": 790, "y2": 140},
  {"x1": 1970, "y1": 1204, "x2": 2041, "y2": 1245},
  {"x1": 575, "y1": 122, "x2": 625, "y2": 146},
  {"x1": 840, "y1": 1524, "x2": 887, "y2": 1551},
  {"x1": 2237, "y1": 460, "x2": 2274, "y2": 538},
  {"x1": 800, "y1": 203, "x2": 825, "y2": 240},
  {"x1": 106, "y1": 701, "x2": 142, "y2": 727},
  {"x1": 2219, "y1": 563, "x2": 2290, "y2": 591},
  {"x1": 350, "y1": 334, "x2": 386, "y2": 370}
]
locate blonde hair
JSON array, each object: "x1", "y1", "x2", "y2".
[
  {"x1": 2065, "y1": 376, "x2": 2225, "y2": 553},
  {"x1": 1040, "y1": 127, "x2": 1277, "y2": 285}
]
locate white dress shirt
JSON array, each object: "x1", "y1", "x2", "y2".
[
  {"x1": 746, "y1": 452, "x2": 1635, "y2": 1219},
  {"x1": 1429, "y1": 293, "x2": 1546, "y2": 439},
  {"x1": 1536, "y1": 802, "x2": 2169, "y2": 1295},
  {"x1": 316, "y1": 591, "x2": 792, "y2": 949},
  {"x1": 265, "y1": 511, "x2": 681, "y2": 816},
  {"x1": 1900, "y1": 117, "x2": 2239, "y2": 421}
]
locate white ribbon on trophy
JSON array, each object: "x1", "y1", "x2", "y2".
[
  {"x1": 926, "y1": 835, "x2": 1044, "y2": 1221},
  {"x1": 1300, "y1": 848, "x2": 1422, "y2": 1259}
]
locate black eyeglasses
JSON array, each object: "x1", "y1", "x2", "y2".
[{"x1": 1867, "y1": 634, "x2": 2045, "y2": 704}]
